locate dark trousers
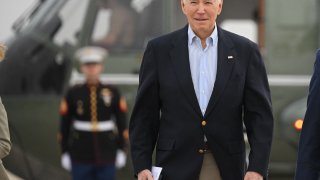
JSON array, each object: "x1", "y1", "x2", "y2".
[
  {"x1": 71, "y1": 161, "x2": 116, "y2": 180},
  {"x1": 295, "y1": 163, "x2": 320, "y2": 180}
]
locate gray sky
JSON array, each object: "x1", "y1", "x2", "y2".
[{"x1": 0, "y1": 0, "x2": 35, "y2": 41}]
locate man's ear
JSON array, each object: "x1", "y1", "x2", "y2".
[
  {"x1": 218, "y1": 0, "x2": 223, "y2": 15},
  {"x1": 181, "y1": 0, "x2": 187, "y2": 15}
]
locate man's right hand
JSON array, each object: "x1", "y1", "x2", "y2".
[{"x1": 138, "y1": 169, "x2": 153, "y2": 180}]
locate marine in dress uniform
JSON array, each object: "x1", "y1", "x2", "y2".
[{"x1": 58, "y1": 47, "x2": 128, "y2": 180}]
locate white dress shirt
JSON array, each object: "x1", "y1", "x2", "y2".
[{"x1": 187, "y1": 25, "x2": 218, "y2": 116}]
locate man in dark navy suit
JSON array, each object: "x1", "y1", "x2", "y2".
[
  {"x1": 129, "y1": 0, "x2": 274, "y2": 179},
  {"x1": 295, "y1": 49, "x2": 320, "y2": 180}
]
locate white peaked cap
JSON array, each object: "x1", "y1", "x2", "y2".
[{"x1": 75, "y1": 46, "x2": 108, "y2": 64}]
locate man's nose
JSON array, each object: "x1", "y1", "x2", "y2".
[{"x1": 196, "y1": 3, "x2": 206, "y2": 14}]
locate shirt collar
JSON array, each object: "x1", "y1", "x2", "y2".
[{"x1": 188, "y1": 24, "x2": 218, "y2": 47}]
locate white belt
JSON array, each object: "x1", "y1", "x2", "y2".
[{"x1": 73, "y1": 120, "x2": 115, "y2": 132}]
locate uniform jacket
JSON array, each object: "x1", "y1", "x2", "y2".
[
  {"x1": 0, "y1": 97, "x2": 11, "y2": 180},
  {"x1": 59, "y1": 83, "x2": 127, "y2": 164},
  {"x1": 295, "y1": 49, "x2": 320, "y2": 179},
  {"x1": 129, "y1": 26, "x2": 274, "y2": 180}
]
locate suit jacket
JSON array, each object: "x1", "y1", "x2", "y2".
[
  {"x1": 129, "y1": 26, "x2": 274, "y2": 180},
  {"x1": 295, "y1": 49, "x2": 320, "y2": 180},
  {"x1": 0, "y1": 97, "x2": 11, "y2": 180}
]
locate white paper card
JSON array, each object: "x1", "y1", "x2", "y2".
[{"x1": 152, "y1": 166, "x2": 163, "y2": 180}]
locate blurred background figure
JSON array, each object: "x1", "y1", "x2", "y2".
[
  {"x1": 94, "y1": 0, "x2": 137, "y2": 49},
  {"x1": 58, "y1": 46, "x2": 128, "y2": 180},
  {"x1": 0, "y1": 43, "x2": 11, "y2": 180},
  {"x1": 295, "y1": 49, "x2": 320, "y2": 180}
]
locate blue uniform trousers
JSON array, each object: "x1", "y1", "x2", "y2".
[{"x1": 71, "y1": 161, "x2": 116, "y2": 180}]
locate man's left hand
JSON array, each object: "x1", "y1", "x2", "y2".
[{"x1": 244, "y1": 171, "x2": 263, "y2": 180}]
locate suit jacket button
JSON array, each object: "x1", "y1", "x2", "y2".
[
  {"x1": 199, "y1": 149, "x2": 204, "y2": 154},
  {"x1": 201, "y1": 120, "x2": 207, "y2": 126}
]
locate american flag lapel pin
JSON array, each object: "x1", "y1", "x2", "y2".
[{"x1": 227, "y1": 55, "x2": 234, "y2": 60}]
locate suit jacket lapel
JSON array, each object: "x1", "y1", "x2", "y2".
[
  {"x1": 170, "y1": 26, "x2": 203, "y2": 117},
  {"x1": 205, "y1": 28, "x2": 236, "y2": 118}
]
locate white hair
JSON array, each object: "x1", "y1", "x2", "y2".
[{"x1": 182, "y1": 0, "x2": 221, "y2": 2}]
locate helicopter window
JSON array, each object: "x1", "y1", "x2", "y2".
[
  {"x1": 90, "y1": 0, "x2": 185, "y2": 52},
  {"x1": 53, "y1": 0, "x2": 89, "y2": 46},
  {"x1": 91, "y1": 0, "x2": 139, "y2": 50},
  {"x1": 91, "y1": 8, "x2": 113, "y2": 46}
]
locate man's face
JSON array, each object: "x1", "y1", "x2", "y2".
[
  {"x1": 181, "y1": 0, "x2": 223, "y2": 36},
  {"x1": 81, "y1": 63, "x2": 103, "y2": 80}
]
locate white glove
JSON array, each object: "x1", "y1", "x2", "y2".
[
  {"x1": 115, "y1": 149, "x2": 127, "y2": 169},
  {"x1": 61, "y1": 153, "x2": 71, "y2": 171}
]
